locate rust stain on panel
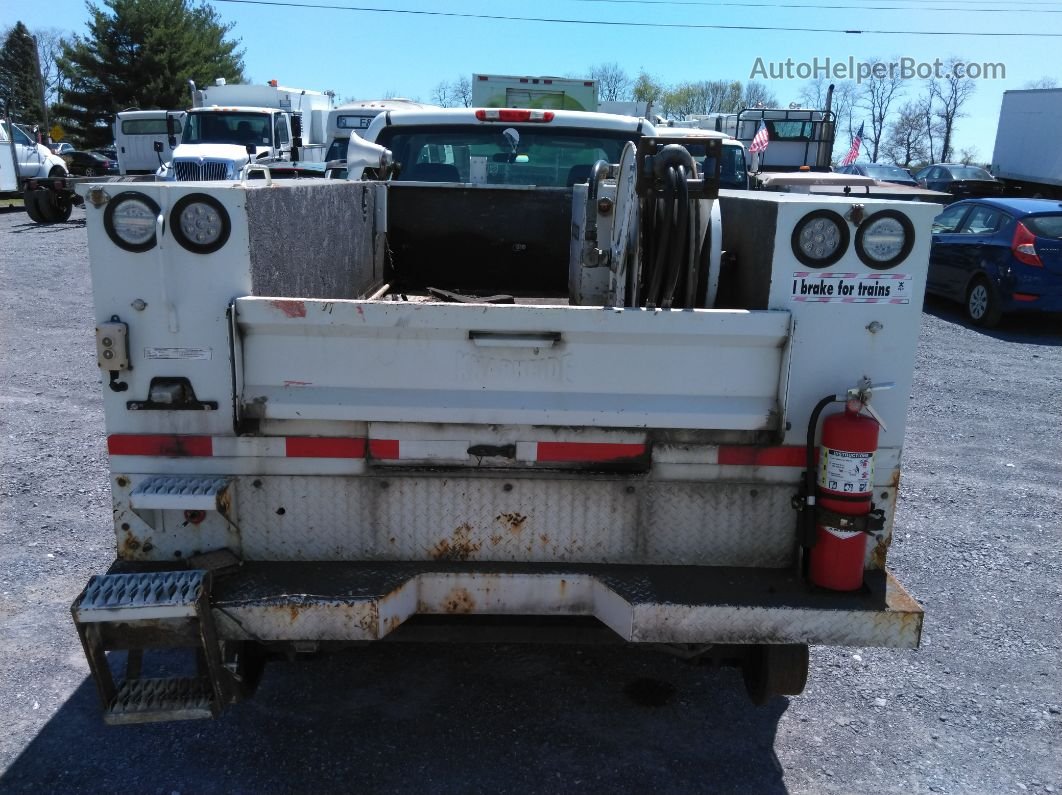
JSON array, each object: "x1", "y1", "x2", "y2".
[
  {"x1": 270, "y1": 299, "x2": 307, "y2": 318},
  {"x1": 431, "y1": 523, "x2": 482, "y2": 561},
  {"x1": 120, "y1": 530, "x2": 143, "y2": 558},
  {"x1": 441, "y1": 587, "x2": 475, "y2": 614},
  {"x1": 870, "y1": 534, "x2": 891, "y2": 569},
  {"x1": 496, "y1": 512, "x2": 527, "y2": 534}
]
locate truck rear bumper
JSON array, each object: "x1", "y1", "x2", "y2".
[{"x1": 181, "y1": 561, "x2": 923, "y2": 649}]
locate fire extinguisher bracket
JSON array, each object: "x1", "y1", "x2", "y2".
[{"x1": 815, "y1": 505, "x2": 885, "y2": 534}]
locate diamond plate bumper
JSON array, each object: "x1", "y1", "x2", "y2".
[{"x1": 199, "y1": 562, "x2": 922, "y2": 649}]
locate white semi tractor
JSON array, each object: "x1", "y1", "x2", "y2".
[
  {"x1": 159, "y1": 79, "x2": 333, "y2": 181},
  {"x1": 72, "y1": 107, "x2": 935, "y2": 723}
]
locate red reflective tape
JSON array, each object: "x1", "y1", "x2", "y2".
[
  {"x1": 717, "y1": 446, "x2": 807, "y2": 467},
  {"x1": 536, "y1": 442, "x2": 646, "y2": 463},
  {"x1": 1012, "y1": 293, "x2": 1038, "y2": 302},
  {"x1": 108, "y1": 434, "x2": 213, "y2": 457},
  {"x1": 285, "y1": 437, "x2": 366, "y2": 458},
  {"x1": 368, "y1": 439, "x2": 400, "y2": 459}
]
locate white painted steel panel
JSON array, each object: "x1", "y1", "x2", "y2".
[{"x1": 236, "y1": 299, "x2": 791, "y2": 431}]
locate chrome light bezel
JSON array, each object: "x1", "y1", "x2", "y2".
[
  {"x1": 103, "y1": 192, "x2": 160, "y2": 252},
  {"x1": 170, "y1": 194, "x2": 231, "y2": 254},
  {"x1": 855, "y1": 210, "x2": 915, "y2": 269},
  {"x1": 791, "y1": 210, "x2": 849, "y2": 268}
]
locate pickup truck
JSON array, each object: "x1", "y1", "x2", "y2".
[{"x1": 71, "y1": 107, "x2": 936, "y2": 724}]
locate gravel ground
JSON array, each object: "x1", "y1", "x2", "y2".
[{"x1": 0, "y1": 204, "x2": 1059, "y2": 794}]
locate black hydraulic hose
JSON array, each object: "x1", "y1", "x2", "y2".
[
  {"x1": 804, "y1": 394, "x2": 842, "y2": 549},
  {"x1": 645, "y1": 166, "x2": 675, "y2": 308},
  {"x1": 662, "y1": 164, "x2": 689, "y2": 309}
]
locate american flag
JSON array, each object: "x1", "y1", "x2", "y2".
[
  {"x1": 840, "y1": 122, "x2": 865, "y2": 166},
  {"x1": 749, "y1": 120, "x2": 769, "y2": 154}
]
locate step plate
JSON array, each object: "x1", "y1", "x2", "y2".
[
  {"x1": 129, "y1": 475, "x2": 232, "y2": 511},
  {"x1": 74, "y1": 570, "x2": 206, "y2": 622},
  {"x1": 105, "y1": 677, "x2": 216, "y2": 725}
]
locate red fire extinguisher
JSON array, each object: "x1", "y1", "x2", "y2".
[{"x1": 807, "y1": 387, "x2": 887, "y2": 591}]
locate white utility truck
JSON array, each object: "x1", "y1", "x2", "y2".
[
  {"x1": 159, "y1": 79, "x2": 333, "y2": 181},
  {"x1": 114, "y1": 109, "x2": 185, "y2": 175},
  {"x1": 1, "y1": 105, "x2": 72, "y2": 221},
  {"x1": 471, "y1": 73, "x2": 598, "y2": 112},
  {"x1": 696, "y1": 106, "x2": 836, "y2": 172},
  {"x1": 72, "y1": 106, "x2": 935, "y2": 724},
  {"x1": 323, "y1": 98, "x2": 434, "y2": 164},
  {"x1": 991, "y1": 88, "x2": 1062, "y2": 199}
]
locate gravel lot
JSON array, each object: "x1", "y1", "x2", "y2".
[{"x1": 1, "y1": 204, "x2": 1059, "y2": 794}]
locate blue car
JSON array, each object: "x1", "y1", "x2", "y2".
[{"x1": 928, "y1": 198, "x2": 1062, "y2": 326}]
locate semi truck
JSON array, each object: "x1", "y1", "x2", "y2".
[
  {"x1": 471, "y1": 74, "x2": 598, "y2": 112},
  {"x1": 159, "y1": 79, "x2": 333, "y2": 181},
  {"x1": 71, "y1": 106, "x2": 934, "y2": 724},
  {"x1": 991, "y1": 88, "x2": 1062, "y2": 199}
]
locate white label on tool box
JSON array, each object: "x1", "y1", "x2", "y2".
[{"x1": 143, "y1": 347, "x2": 212, "y2": 360}]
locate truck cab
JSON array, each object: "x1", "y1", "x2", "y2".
[
  {"x1": 158, "y1": 106, "x2": 293, "y2": 181},
  {"x1": 0, "y1": 118, "x2": 68, "y2": 189}
]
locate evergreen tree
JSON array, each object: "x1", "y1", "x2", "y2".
[
  {"x1": 0, "y1": 22, "x2": 47, "y2": 128},
  {"x1": 56, "y1": 0, "x2": 244, "y2": 147}
]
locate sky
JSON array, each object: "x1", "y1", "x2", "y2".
[{"x1": 5, "y1": 0, "x2": 1061, "y2": 163}]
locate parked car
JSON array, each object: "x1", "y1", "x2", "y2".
[
  {"x1": 835, "y1": 162, "x2": 918, "y2": 187},
  {"x1": 48, "y1": 141, "x2": 75, "y2": 155},
  {"x1": 61, "y1": 149, "x2": 119, "y2": 176},
  {"x1": 913, "y1": 163, "x2": 1003, "y2": 200},
  {"x1": 93, "y1": 145, "x2": 118, "y2": 161},
  {"x1": 928, "y1": 197, "x2": 1062, "y2": 326}
]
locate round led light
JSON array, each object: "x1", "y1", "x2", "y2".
[
  {"x1": 791, "y1": 210, "x2": 849, "y2": 268},
  {"x1": 170, "y1": 194, "x2": 230, "y2": 254},
  {"x1": 104, "y1": 192, "x2": 160, "y2": 252},
  {"x1": 856, "y1": 210, "x2": 914, "y2": 269}
]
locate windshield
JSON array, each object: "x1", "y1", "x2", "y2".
[
  {"x1": 865, "y1": 164, "x2": 913, "y2": 181},
  {"x1": 948, "y1": 165, "x2": 993, "y2": 180},
  {"x1": 182, "y1": 111, "x2": 272, "y2": 146},
  {"x1": 680, "y1": 141, "x2": 748, "y2": 189},
  {"x1": 375, "y1": 124, "x2": 637, "y2": 187},
  {"x1": 326, "y1": 137, "x2": 349, "y2": 163}
]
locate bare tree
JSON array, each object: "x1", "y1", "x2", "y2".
[
  {"x1": 430, "y1": 80, "x2": 454, "y2": 107},
  {"x1": 709, "y1": 80, "x2": 743, "y2": 113},
  {"x1": 588, "y1": 62, "x2": 632, "y2": 102},
  {"x1": 33, "y1": 27, "x2": 68, "y2": 107},
  {"x1": 742, "y1": 81, "x2": 777, "y2": 109},
  {"x1": 956, "y1": 146, "x2": 979, "y2": 165},
  {"x1": 931, "y1": 58, "x2": 976, "y2": 163},
  {"x1": 1023, "y1": 76, "x2": 1058, "y2": 89},
  {"x1": 453, "y1": 75, "x2": 472, "y2": 107},
  {"x1": 880, "y1": 101, "x2": 928, "y2": 168},
  {"x1": 859, "y1": 61, "x2": 905, "y2": 162}
]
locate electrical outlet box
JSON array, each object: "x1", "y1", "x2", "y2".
[{"x1": 96, "y1": 321, "x2": 129, "y2": 371}]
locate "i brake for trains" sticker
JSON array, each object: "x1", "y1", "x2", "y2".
[{"x1": 791, "y1": 272, "x2": 912, "y2": 304}]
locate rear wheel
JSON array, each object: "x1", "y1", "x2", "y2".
[
  {"x1": 22, "y1": 188, "x2": 46, "y2": 223},
  {"x1": 51, "y1": 192, "x2": 74, "y2": 222},
  {"x1": 84, "y1": 166, "x2": 98, "y2": 177},
  {"x1": 966, "y1": 278, "x2": 1002, "y2": 327},
  {"x1": 742, "y1": 644, "x2": 810, "y2": 705}
]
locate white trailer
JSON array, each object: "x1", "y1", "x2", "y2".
[
  {"x1": 991, "y1": 88, "x2": 1062, "y2": 199},
  {"x1": 114, "y1": 110, "x2": 185, "y2": 175},
  {"x1": 471, "y1": 74, "x2": 598, "y2": 111},
  {"x1": 71, "y1": 107, "x2": 935, "y2": 724}
]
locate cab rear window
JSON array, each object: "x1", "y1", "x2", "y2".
[
  {"x1": 122, "y1": 118, "x2": 182, "y2": 135},
  {"x1": 375, "y1": 124, "x2": 637, "y2": 187}
]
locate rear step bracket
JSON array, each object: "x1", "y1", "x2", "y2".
[{"x1": 71, "y1": 569, "x2": 238, "y2": 724}]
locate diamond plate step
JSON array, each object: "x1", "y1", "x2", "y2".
[
  {"x1": 129, "y1": 475, "x2": 232, "y2": 511},
  {"x1": 74, "y1": 570, "x2": 206, "y2": 622},
  {"x1": 104, "y1": 677, "x2": 216, "y2": 724}
]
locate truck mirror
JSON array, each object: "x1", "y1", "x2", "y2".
[
  {"x1": 153, "y1": 141, "x2": 164, "y2": 153},
  {"x1": 291, "y1": 113, "x2": 303, "y2": 138},
  {"x1": 166, "y1": 114, "x2": 177, "y2": 148},
  {"x1": 246, "y1": 143, "x2": 257, "y2": 156}
]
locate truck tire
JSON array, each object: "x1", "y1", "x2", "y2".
[
  {"x1": 742, "y1": 643, "x2": 810, "y2": 705},
  {"x1": 32, "y1": 189, "x2": 61, "y2": 224},
  {"x1": 22, "y1": 188, "x2": 47, "y2": 223}
]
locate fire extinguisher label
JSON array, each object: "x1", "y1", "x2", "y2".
[{"x1": 820, "y1": 448, "x2": 875, "y2": 494}]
